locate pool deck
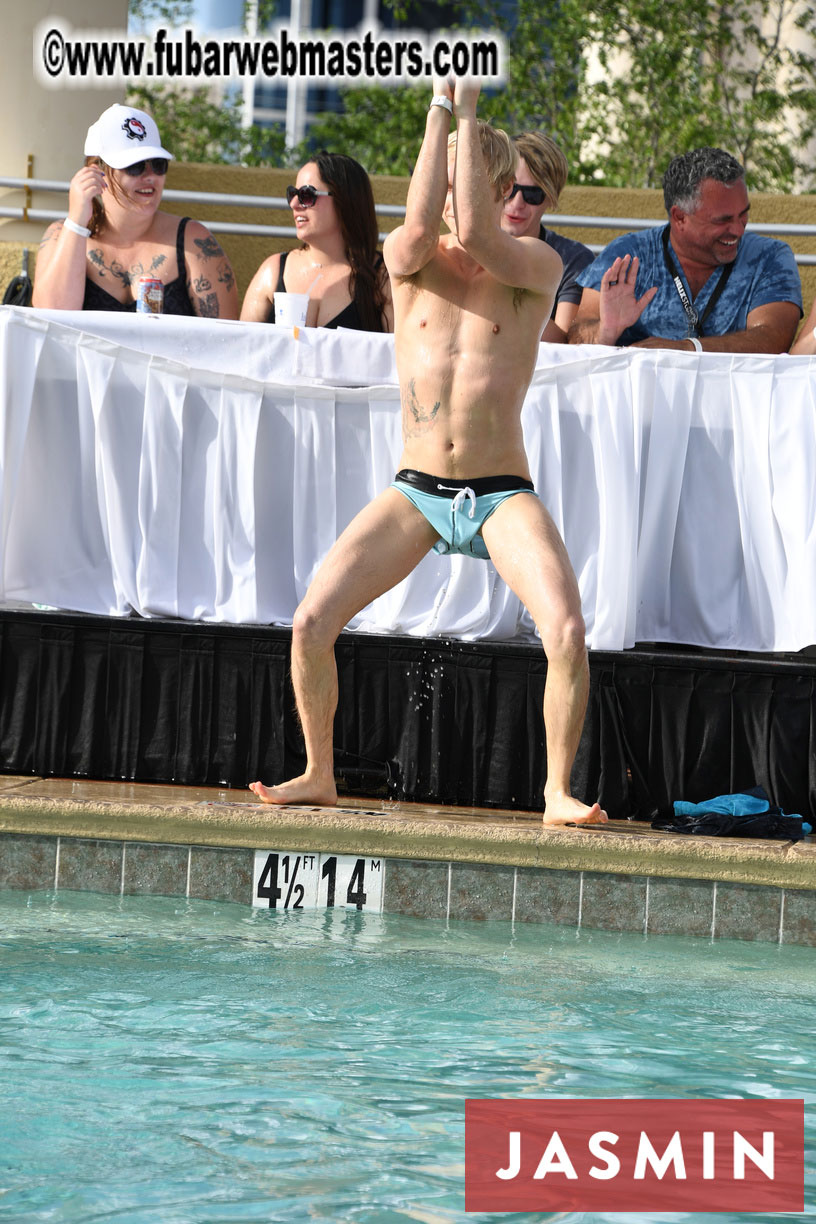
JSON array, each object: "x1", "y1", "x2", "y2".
[
  {"x1": 0, "y1": 774, "x2": 813, "y2": 892},
  {"x1": 2, "y1": 774, "x2": 816, "y2": 944}
]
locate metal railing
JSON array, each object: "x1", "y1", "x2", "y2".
[{"x1": 3, "y1": 176, "x2": 816, "y2": 263}]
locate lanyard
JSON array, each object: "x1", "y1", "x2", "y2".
[{"x1": 661, "y1": 225, "x2": 734, "y2": 338}]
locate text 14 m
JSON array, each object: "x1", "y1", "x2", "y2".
[{"x1": 252, "y1": 850, "x2": 385, "y2": 912}]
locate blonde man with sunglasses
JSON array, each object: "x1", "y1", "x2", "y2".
[
  {"x1": 501, "y1": 132, "x2": 593, "y2": 343},
  {"x1": 33, "y1": 104, "x2": 238, "y2": 318},
  {"x1": 250, "y1": 78, "x2": 606, "y2": 828}
]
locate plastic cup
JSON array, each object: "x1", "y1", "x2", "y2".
[{"x1": 274, "y1": 292, "x2": 309, "y2": 327}]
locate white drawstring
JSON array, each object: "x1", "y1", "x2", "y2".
[{"x1": 438, "y1": 484, "x2": 477, "y2": 519}]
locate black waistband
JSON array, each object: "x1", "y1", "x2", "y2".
[{"x1": 395, "y1": 469, "x2": 535, "y2": 497}]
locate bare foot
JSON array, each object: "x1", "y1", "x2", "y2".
[
  {"x1": 542, "y1": 792, "x2": 608, "y2": 827},
  {"x1": 248, "y1": 773, "x2": 337, "y2": 807}
]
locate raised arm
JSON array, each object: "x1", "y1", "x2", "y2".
[
  {"x1": 450, "y1": 79, "x2": 561, "y2": 296},
  {"x1": 184, "y1": 222, "x2": 239, "y2": 319},
  {"x1": 377, "y1": 259, "x2": 394, "y2": 331},
  {"x1": 32, "y1": 164, "x2": 106, "y2": 310},
  {"x1": 383, "y1": 78, "x2": 452, "y2": 279}
]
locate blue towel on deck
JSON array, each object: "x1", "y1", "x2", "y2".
[
  {"x1": 651, "y1": 786, "x2": 812, "y2": 841},
  {"x1": 674, "y1": 792, "x2": 770, "y2": 819}
]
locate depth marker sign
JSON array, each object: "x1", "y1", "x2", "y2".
[{"x1": 252, "y1": 850, "x2": 384, "y2": 912}]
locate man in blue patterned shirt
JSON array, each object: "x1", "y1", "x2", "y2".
[{"x1": 568, "y1": 147, "x2": 802, "y2": 353}]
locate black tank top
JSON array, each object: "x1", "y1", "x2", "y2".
[
  {"x1": 82, "y1": 217, "x2": 196, "y2": 315},
  {"x1": 267, "y1": 251, "x2": 384, "y2": 331}
]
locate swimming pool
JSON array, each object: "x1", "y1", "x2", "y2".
[{"x1": 1, "y1": 889, "x2": 813, "y2": 1223}]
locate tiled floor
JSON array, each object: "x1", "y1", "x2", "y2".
[{"x1": 0, "y1": 775, "x2": 814, "y2": 944}]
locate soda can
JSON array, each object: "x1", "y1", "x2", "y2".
[{"x1": 137, "y1": 277, "x2": 164, "y2": 314}]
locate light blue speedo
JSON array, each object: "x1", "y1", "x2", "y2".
[{"x1": 392, "y1": 473, "x2": 537, "y2": 559}]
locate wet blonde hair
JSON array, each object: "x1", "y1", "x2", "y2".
[
  {"x1": 512, "y1": 132, "x2": 568, "y2": 211},
  {"x1": 448, "y1": 121, "x2": 517, "y2": 199}
]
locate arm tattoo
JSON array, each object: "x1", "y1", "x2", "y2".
[
  {"x1": 39, "y1": 225, "x2": 61, "y2": 248},
  {"x1": 196, "y1": 291, "x2": 220, "y2": 318},
  {"x1": 193, "y1": 274, "x2": 213, "y2": 293},
  {"x1": 194, "y1": 235, "x2": 226, "y2": 261},
  {"x1": 404, "y1": 378, "x2": 441, "y2": 435},
  {"x1": 217, "y1": 261, "x2": 235, "y2": 292}
]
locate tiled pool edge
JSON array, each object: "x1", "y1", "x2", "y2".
[
  {"x1": 0, "y1": 787, "x2": 814, "y2": 946},
  {"x1": 2, "y1": 833, "x2": 814, "y2": 945}
]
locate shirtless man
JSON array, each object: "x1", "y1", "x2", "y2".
[{"x1": 250, "y1": 77, "x2": 606, "y2": 826}]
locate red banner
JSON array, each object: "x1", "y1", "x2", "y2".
[{"x1": 465, "y1": 1098, "x2": 804, "y2": 1212}]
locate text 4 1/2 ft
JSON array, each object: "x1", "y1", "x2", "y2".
[{"x1": 252, "y1": 850, "x2": 384, "y2": 912}]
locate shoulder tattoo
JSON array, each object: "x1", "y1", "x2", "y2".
[
  {"x1": 39, "y1": 224, "x2": 62, "y2": 248},
  {"x1": 193, "y1": 234, "x2": 226, "y2": 261}
]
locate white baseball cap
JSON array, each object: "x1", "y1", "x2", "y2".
[{"x1": 84, "y1": 104, "x2": 173, "y2": 169}]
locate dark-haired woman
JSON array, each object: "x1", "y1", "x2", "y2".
[
  {"x1": 33, "y1": 103, "x2": 238, "y2": 318},
  {"x1": 240, "y1": 152, "x2": 392, "y2": 332}
]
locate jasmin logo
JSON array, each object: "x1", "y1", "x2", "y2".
[
  {"x1": 122, "y1": 117, "x2": 147, "y2": 142},
  {"x1": 465, "y1": 1099, "x2": 804, "y2": 1212}
]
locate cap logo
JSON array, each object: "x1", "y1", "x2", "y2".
[{"x1": 121, "y1": 117, "x2": 147, "y2": 142}]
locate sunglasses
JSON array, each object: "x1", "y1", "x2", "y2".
[
  {"x1": 507, "y1": 182, "x2": 546, "y2": 206},
  {"x1": 122, "y1": 158, "x2": 170, "y2": 177},
  {"x1": 286, "y1": 184, "x2": 331, "y2": 207}
]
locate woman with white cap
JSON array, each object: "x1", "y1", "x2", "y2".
[{"x1": 33, "y1": 104, "x2": 238, "y2": 317}]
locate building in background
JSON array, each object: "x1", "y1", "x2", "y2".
[
  {"x1": 182, "y1": 0, "x2": 457, "y2": 149},
  {"x1": 1, "y1": 0, "x2": 128, "y2": 247},
  {"x1": 3, "y1": 0, "x2": 129, "y2": 184}
]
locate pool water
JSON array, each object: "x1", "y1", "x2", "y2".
[{"x1": 0, "y1": 888, "x2": 813, "y2": 1223}]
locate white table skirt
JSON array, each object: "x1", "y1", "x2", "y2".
[{"x1": 2, "y1": 304, "x2": 815, "y2": 652}]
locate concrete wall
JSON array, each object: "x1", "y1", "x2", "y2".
[
  {"x1": 1, "y1": 1, "x2": 128, "y2": 185},
  {"x1": 0, "y1": 0, "x2": 129, "y2": 287}
]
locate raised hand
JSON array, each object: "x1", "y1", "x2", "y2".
[
  {"x1": 432, "y1": 73, "x2": 454, "y2": 102},
  {"x1": 67, "y1": 164, "x2": 106, "y2": 231},
  {"x1": 453, "y1": 75, "x2": 481, "y2": 115},
  {"x1": 599, "y1": 254, "x2": 657, "y2": 342}
]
